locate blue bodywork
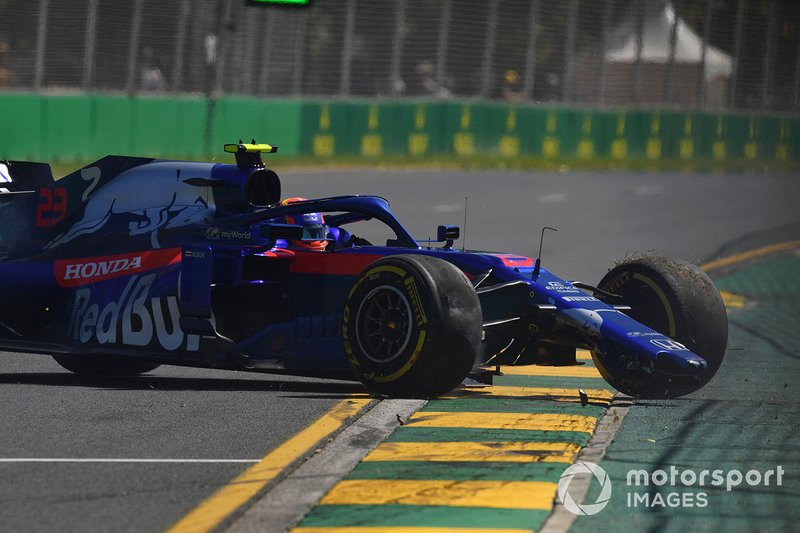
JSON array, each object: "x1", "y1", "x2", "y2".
[{"x1": 0, "y1": 152, "x2": 709, "y2": 395}]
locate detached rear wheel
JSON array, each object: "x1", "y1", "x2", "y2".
[
  {"x1": 343, "y1": 254, "x2": 482, "y2": 398},
  {"x1": 53, "y1": 355, "x2": 161, "y2": 376},
  {"x1": 595, "y1": 256, "x2": 728, "y2": 397}
]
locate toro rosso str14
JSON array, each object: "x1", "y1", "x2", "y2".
[{"x1": 0, "y1": 144, "x2": 727, "y2": 398}]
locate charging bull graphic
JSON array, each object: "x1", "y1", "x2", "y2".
[{"x1": 47, "y1": 162, "x2": 216, "y2": 250}]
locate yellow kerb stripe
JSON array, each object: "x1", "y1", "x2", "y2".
[
  {"x1": 363, "y1": 441, "x2": 580, "y2": 463},
  {"x1": 720, "y1": 290, "x2": 746, "y2": 309},
  {"x1": 451, "y1": 386, "x2": 614, "y2": 404},
  {"x1": 576, "y1": 349, "x2": 593, "y2": 360},
  {"x1": 700, "y1": 240, "x2": 800, "y2": 272},
  {"x1": 320, "y1": 479, "x2": 558, "y2": 510},
  {"x1": 407, "y1": 411, "x2": 598, "y2": 434},
  {"x1": 166, "y1": 398, "x2": 371, "y2": 533},
  {"x1": 499, "y1": 365, "x2": 603, "y2": 379},
  {"x1": 291, "y1": 526, "x2": 533, "y2": 533}
]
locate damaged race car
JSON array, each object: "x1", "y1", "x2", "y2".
[{"x1": 0, "y1": 143, "x2": 728, "y2": 398}]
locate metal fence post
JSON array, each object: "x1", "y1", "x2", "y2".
[
  {"x1": 241, "y1": 8, "x2": 259, "y2": 95},
  {"x1": 340, "y1": 0, "x2": 356, "y2": 96},
  {"x1": 633, "y1": 1, "x2": 645, "y2": 104},
  {"x1": 562, "y1": 0, "x2": 578, "y2": 102},
  {"x1": 436, "y1": 0, "x2": 452, "y2": 94},
  {"x1": 292, "y1": 11, "x2": 307, "y2": 95},
  {"x1": 214, "y1": 0, "x2": 233, "y2": 95},
  {"x1": 794, "y1": 35, "x2": 800, "y2": 110},
  {"x1": 33, "y1": 0, "x2": 49, "y2": 89},
  {"x1": 523, "y1": 0, "x2": 540, "y2": 100},
  {"x1": 596, "y1": 0, "x2": 612, "y2": 105},
  {"x1": 390, "y1": 0, "x2": 406, "y2": 96},
  {"x1": 480, "y1": 0, "x2": 499, "y2": 98},
  {"x1": 762, "y1": 0, "x2": 777, "y2": 110},
  {"x1": 730, "y1": 0, "x2": 745, "y2": 108},
  {"x1": 82, "y1": 0, "x2": 98, "y2": 91},
  {"x1": 172, "y1": 0, "x2": 190, "y2": 92},
  {"x1": 126, "y1": 0, "x2": 144, "y2": 92},
  {"x1": 665, "y1": 0, "x2": 679, "y2": 104},
  {"x1": 696, "y1": 0, "x2": 711, "y2": 108},
  {"x1": 258, "y1": 9, "x2": 275, "y2": 95}
]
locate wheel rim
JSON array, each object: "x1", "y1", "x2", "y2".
[{"x1": 355, "y1": 285, "x2": 413, "y2": 364}]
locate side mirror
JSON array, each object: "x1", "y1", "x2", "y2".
[
  {"x1": 437, "y1": 224, "x2": 460, "y2": 249},
  {"x1": 259, "y1": 223, "x2": 303, "y2": 241}
]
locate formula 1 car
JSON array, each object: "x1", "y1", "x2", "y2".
[{"x1": 0, "y1": 144, "x2": 727, "y2": 398}]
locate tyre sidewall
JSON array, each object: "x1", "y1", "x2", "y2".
[
  {"x1": 597, "y1": 256, "x2": 728, "y2": 396},
  {"x1": 343, "y1": 260, "x2": 434, "y2": 385},
  {"x1": 343, "y1": 254, "x2": 481, "y2": 397}
]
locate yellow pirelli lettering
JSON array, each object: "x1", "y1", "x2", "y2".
[{"x1": 404, "y1": 276, "x2": 427, "y2": 326}]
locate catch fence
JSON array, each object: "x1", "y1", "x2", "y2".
[{"x1": 0, "y1": 0, "x2": 797, "y2": 113}]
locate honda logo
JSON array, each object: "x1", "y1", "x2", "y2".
[{"x1": 650, "y1": 339, "x2": 688, "y2": 351}]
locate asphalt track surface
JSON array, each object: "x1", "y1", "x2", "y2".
[{"x1": 0, "y1": 168, "x2": 798, "y2": 532}]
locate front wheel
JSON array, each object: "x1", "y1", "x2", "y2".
[
  {"x1": 53, "y1": 354, "x2": 161, "y2": 376},
  {"x1": 594, "y1": 256, "x2": 728, "y2": 398},
  {"x1": 343, "y1": 254, "x2": 482, "y2": 398}
]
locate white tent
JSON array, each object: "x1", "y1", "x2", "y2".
[{"x1": 606, "y1": 0, "x2": 732, "y2": 83}]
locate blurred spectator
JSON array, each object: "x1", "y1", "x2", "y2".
[
  {"x1": 140, "y1": 46, "x2": 165, "y2": 91},
  {"x1": 502, "y1": 69, "x2": 523, "y2": 101},
  {"x1": 0, "y1": 41, "x2": 15, "y2": 89},
  {"x1": 416, "y1": 60, "x2": 451, "y2": 98}
]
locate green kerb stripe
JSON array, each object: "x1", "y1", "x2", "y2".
[
  {"x1": 299, "y1": 504, "x2": 548, "y2": 530},
  {"x1": 386, "y1": 426, "x2": 591, "y2": 445},
  {"x1": 348, "y1": 460, "x2": 569, "y2": 483}
]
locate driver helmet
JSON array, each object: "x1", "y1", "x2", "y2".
[{"x1": 280, "y1": 197, "x2": 329, "y2": 251}]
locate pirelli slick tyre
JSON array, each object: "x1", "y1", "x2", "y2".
[
  {"x1": 343, "y1": 254, "x2": 482, "y2": 398},
  {"x1": 53, "y1": 354, "x2": 161, "y2": 376},
  {"x1": 595, "y1": 256, "x2": 728, "y2": 398}
]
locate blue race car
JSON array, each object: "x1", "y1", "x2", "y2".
[{"x1": 0, "y1": 143, "x2": 727, "y2": 398}]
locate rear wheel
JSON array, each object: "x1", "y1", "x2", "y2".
[
  {"x1": 594, "y1": 256, "x2": 728, "y2": 397},
  {"x1": 343, "y1": 254, "x2": 482, "y2": 398},
  {"x1": 53, "y1": 355, "x2": 161, "y2": 376}
]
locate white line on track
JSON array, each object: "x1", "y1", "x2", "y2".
[
  {"x1": 0, "y1": 458, "x2": 259, "y2": 463},
  {"x1": 538, "y1": 193, "x2": 567, "y2": 203}
]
